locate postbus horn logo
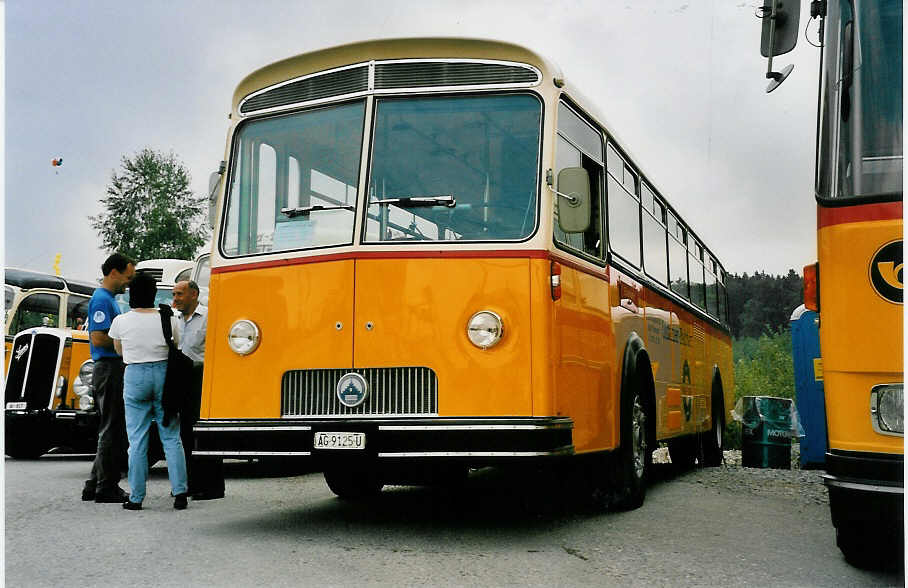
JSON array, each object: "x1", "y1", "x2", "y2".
[
  {"x1": 869, "y1": 240, "x2": 903, "y2": 304},
  {"x1": 336, "y1": 373, "x2": 369, "y2": 408}
]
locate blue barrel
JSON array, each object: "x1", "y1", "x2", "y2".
[{"x1": 790, "y1": 305, "x2": 827, "y2": 468}]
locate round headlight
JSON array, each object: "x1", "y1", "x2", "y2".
[
  {"x1": 77, "y1": 394, "x2": 94, "y2": 411},
  {"x1": 228, "y1": 319, "x2": 261, "y2": 355},
  {"x1": 78, "y1": 360, "x2": 94, "y2": 388},
  {"x1": 467, "y1": 311, "x2": 504, "y2": 349}
]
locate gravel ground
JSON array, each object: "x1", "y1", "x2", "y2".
[{"x1": 652, "y1": 445, "x2": 830, "y2": 507}]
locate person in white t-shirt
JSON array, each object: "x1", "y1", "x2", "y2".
[{"x1": 108, "y1": 272, "x2": 189, "y2": 511}]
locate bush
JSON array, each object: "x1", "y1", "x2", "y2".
[{"x1": 725, "y1": 330, "x2": 795, "y2": 449}]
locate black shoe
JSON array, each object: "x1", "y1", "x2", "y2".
[
  {"x1": 173, "y1": 493, "x2": 188, "y2": 510},
  {"x1": 190, "y1": 490, "x2": 225, "y2": 501},
  {"x1": 81, "y1": 486, "x2": 95, "y2": 501},
  {"x1": 122, "y1": 501, "x2": 142, "y2": 511},
  {"x1": 95, "y1": 487, "x2": 129, "y2": 503}
]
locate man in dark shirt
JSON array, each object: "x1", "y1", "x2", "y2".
[{"x1": 81, "y1": 253, "x2": 135, "y2": 503}]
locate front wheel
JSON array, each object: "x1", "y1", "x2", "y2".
[
  {"x1": 835, "y1": 522, "x2": 903, "y2": 570},
  {"x1": 5, "y1": 439, "x2": 51, "y2": 459},
  {"x1": 610, "y1": 387, "x2": 652, "y2": 511},
  {"x1": 324, "y1": 467, "x2": 384, "y2": 500}
]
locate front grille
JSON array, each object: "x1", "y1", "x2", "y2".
[
  {"x1": 374, "y1": 61, "x2": 539, "y2": 89},
  {"x1": 281, "y1": 367, "x2": 438, "y2": 417},
  {"x1": 4, "y1": 331, "x2": 61, "y2": 409},
  {"x1": 240, "y1": 65, "x2": 369, "y2": 114}
]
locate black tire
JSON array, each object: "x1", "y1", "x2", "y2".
[
  {"x1": 700, "y1": 375, "x2": 724, "y2": 467},
  {"x1": 5, "y1": 439, "x2": 51, "y2": 459},
  {"x1": 610, "y1": 369, "x2": 652, "y2": 511},
  {"x1": 835, "y1": 522, "x2": 903, "y2": 570},
  {"x1": 324, "y1": 467, "x2": 384, "y2": 500},
  {"x1": 667, "y1": 436, "x2": 697, "y2": 471}
]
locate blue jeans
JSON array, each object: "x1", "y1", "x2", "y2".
[{"x1": 123, "y1": 361, "x2": 188, "y2": 503}]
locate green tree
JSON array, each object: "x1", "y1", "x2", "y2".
[{"x1": 90, "y1": 148, "x2": 208, "y2": 261}]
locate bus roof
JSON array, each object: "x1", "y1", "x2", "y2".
[
  {"x1": 4, "y1": 268, "x2": 97, "y2": 295},
  {"x1": 233, "y1": 37, "x2": 560, "y2": 113}
]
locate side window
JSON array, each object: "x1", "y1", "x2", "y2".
[
  {"x1": 553, "y1": 102, "x2": 603, "y2": 260},
  {"x1": 689, "y1": 241, "x2": 706, "y2": 309},
  {"x1": 194, "y1": 256, "x2": 211, "y2": 289},
  {"x1": 175, "y1": 268, "x2": 192, "y2": 283},
  {"x1": 718, "y1": 268, "x2": 728, "y2": 324},
  {"x1": 67, "y1": 295, "x2": 91, "y2": 329},
  {"x1": 10, "y1": 293, "x2": 61, "y2": 334},
  {"x1": 5, "y1": 286, "x2": 15, "y2": 313},
  {"x1": 668, "y1": 214, "x2": 688, "y2": 299},
  {"x1": 605, "y1": 143, "x2": 640, "y2": 266},
  {"x1": 705, "y1": 256, "x2": 719, "y2": 317},
  {"x1": 641, "y1": 183, "x2": 668, "y2": 285}
]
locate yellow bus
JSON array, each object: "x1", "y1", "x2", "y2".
[
  {"x1": 195, "y1": 38, "x2": 734, "y2": 508},
  {"x1": 760, "y1": 0, "x2": 902, "y2": 567},
  {"x1": 4, "y1": 269, "x2": 98, "y2": 457}
]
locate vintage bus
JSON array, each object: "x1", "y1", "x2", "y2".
[
  {"x1": 195, "y1": 38, "x2": 734, "y2": 508},
  {"x1": 114, "y1": 258, "x2": 195, "y2": 311},
  {"x1": 4, "y1": 268, "x2": 99, "y2": 458},
  {"x1": 760, "y1": 0, "x2": 903, "y2": 567}
]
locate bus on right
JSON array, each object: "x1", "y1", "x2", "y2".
[{"x1": 761, "y1": 0, "x2": 903, "y2": 568}]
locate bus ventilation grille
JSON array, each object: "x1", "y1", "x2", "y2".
[
  {"x1": 240, "y1": 65, "x2": 370, "y2": 114},
  {"x1": 281, "y1": 367, "x2": 438, "y2": 417},
  {"x1": 239, "y1": 60, "x2": 541, "y2": 115},
  {"x1": 373, "y1": 61, "x2": 539, "y2": 90},
  {"x1": 136, "y1": 268, "x2": 164, "y2": 282}
]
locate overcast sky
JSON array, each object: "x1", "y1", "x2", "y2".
[{"x1": 5, "y1": 1, "x2": 821, "y2": 282}]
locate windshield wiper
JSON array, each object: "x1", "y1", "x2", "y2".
[
  {"x1": 371, "y1": 195, "x2": 456, "y2": 209},
  {"x1": 280, "y1": 204, "x2": 355, "y2": 218}
]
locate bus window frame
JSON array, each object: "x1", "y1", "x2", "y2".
[
  {"x1": 218, "y1": 97, "x2": 370, "y2": 260},
  {"x1": 641, "y1": 181, "x2": 669, "y2": 287},
  {"x1": 9, "y1": 291, "x2": 63, "y2": 334},
  {"x1": 361, "y1": 90, "x2": 546, "y2": 246},
  {"x1": 552, "y1": 97, "x2": 606, "y2": 265}
]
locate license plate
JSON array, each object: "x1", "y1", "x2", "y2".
[
  {"x1": 6, "y1": 402, "x2": 27, "y2": 410},
  {"x1": 314, "y1": 432, "x2": 366, "y2": 450}
]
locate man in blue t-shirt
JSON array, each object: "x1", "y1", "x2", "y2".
[{"x1": 82, "y1": 253, "x2": 135, "y2": 503}]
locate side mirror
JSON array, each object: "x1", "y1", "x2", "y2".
[
  {"x1": 556, "y1": 167, "x2": 591, "y2": 233},
  {"x1": 760, "y1": 0, "x2": 801, "y2": 57},
  {"x1": 208, "y1": 166, "x2": 223, "y2": 229},
  {"x1": 759, "y1": 0, "x2": 801, "y2": 92}
]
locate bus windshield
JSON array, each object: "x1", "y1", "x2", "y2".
[
  {"x1": 817, "y1": 0, "x2": 903, "y2": 202},
  {"x1": 222, "y1": 101, "x2": 366, "y2": 256},
  {"x1": 365, "y1": 94, "x2": 542, "y2": 242}
]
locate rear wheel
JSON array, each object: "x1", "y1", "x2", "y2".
[
  {"x1": 324, "y1": 466, "x2": 384, "y2": 500},
  {"x1": 700, "y1": 377, "x2": 725, "y2": 467}
]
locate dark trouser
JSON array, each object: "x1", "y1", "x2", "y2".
[
  {"x1": 85, "y1": 358, "x2": 127, "y2": 493},
  {"x1": 180, "y1": 364, "x2": 224, "y2": 496}
]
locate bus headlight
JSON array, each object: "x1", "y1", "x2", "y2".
[
  {"x1": 871, "y1": 384, "x2": 903, "y2": 435},
  {"x1": 228, "y1": 319, "x2": 261, "y2": 355},
  {"x1": 466, "y1": 311, "x2": 503, "y2": 349},
  {"x1": 73, "y1": 360, "x2": 94, "y2": 410}
]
